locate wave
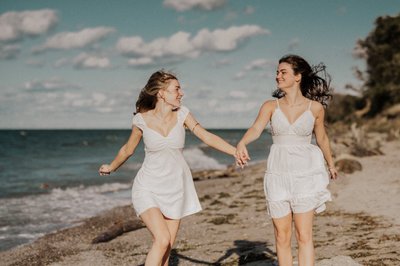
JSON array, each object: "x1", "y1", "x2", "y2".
[
  {"x1": 183, "y1": 147, "x2": 226, "y2": 170},
  {"x1": 0, "y1": 182, "x2": 132, "y2": 251}
]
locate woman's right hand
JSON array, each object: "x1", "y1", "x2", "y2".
[
  {"x1": 99, "y1": 164, "x2": 112, "y2": 176},
  {"x1": 236, "y1": 142, "x2": 250, "y2": 168}
]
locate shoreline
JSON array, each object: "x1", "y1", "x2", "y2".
[{"x1": 1, "y1": 140, "x2": 399, "y2": 265}]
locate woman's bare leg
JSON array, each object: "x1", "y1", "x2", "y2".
[
  {"x1": 161, "y1": 218, "x2": 181, "y2": 266},
  {"x1": 140, "y1": 208, "x2": 174, "y2": 266},
  {"x1": 293, "y1": 210, "x2": 314, "y2": 266},
  {"x1": 272, "y1": 213, "x2": 293, "y2": 266}
]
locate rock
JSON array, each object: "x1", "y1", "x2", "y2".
[
  {"x1": 335, "y1": 158, "x2": 362, "y2": 174},
  {"x1": 317, "y1": 255, "x2": 362, "y2": 266}
]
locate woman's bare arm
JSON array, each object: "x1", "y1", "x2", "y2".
[{"x1": 99, "y1": 126, "x2": 143, "y2": 175}]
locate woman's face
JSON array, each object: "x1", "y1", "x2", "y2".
[
  {"x1": 162, "y1": 79, "x2": 184, "y2": 107},
  {"x1": 276, "y1": 62, "x2": 301, "y2": 90}
]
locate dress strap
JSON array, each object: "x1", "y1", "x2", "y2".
[
  {"x1": 276, "y1": 99, "x2": 280, "y2": 109},
  {"x1": 308, "y1": 100, "x2": 312, "y2": 110}
]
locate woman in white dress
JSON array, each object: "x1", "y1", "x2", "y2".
[
  {"x1": 236, "y1": 55, "x2": 338, "y2": 266},
  {"x1": 99, "y1": 70, "x2": 236, "y2": 266}
]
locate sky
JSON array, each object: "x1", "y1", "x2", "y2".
[{"x1": 0, "y1": 0, "x2": 398, "y2": 129}]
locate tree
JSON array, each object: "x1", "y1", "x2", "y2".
[{"x1": 355, "y1": 13, "x2": 400, "y2": 116}]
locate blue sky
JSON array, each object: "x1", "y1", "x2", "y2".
[{"x1": 0, "y1": 0, "x2": 398, "y2": 129}]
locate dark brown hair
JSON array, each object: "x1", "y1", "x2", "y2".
[{"x1": 272, "y1": 54, "x2": 333, "y2": 108}]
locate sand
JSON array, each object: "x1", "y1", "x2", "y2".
[{"x1": 1, "y1": 140, "x2": 399, "y2": 266}]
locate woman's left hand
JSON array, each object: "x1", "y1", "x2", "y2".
[{"x1": 329, "y1": 167, "x2": 338, "y2": 180}]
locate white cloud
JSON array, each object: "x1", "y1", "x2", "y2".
[
  {"x1": 244, "y1": 6, "x2": 255, "y2": 15},
  {"x1": 163, "y1": 0, "x2": 226, "y2": 12},
  {"x1": 224, "y1": 11, "x2": 238, "y2": 21},
  {"x1": 288, "y1": 38, "x2": 300, "y2": 51},
  {"x1": 213, "y1": 58, "x2": 231, "y2": 68},
  {"x1": 0, "y1": 9, "x2": 58, "y2": 42},
  {"x1": 54, "y1": 57, "x2": 70, "y2": 68},
  {"x1": 72, "y1": 52, "x2": 111, "y2": 69},
  {"x1": 0, "y1": 44, "x2": 20, "y2": 59},
  {"x1": 116, "y1": 31, "x2": 198, "y2": 59},
  {"x1": 128, "y1": 57, "x2": 154, "y2": 66},
  {"x1": 26, "y1": 58, "x2": 45, "y2": 67},
  {"x1": 116, "y1": 25, "x2": 269, "y2": 66},
  {"x1": 52, "y1": 53, "x2": 112, "y2": 69},
  {"x1": 229, "y1": 90, "x2": 247, "y2": 99},
  {"x1": 23, "y1": 77, "x2": 82, "y2": 92},
  {"x1": 62, "y1": 92, "x2": 113, "y2": 112},
  {"x1": 244, "y1": 59, "x2": 272, "y2": 71},
  {"x1": 234, "y1": 58, "x2": 275, "y2": 80},
  {"x1": 192, "y1": 25, "x2": 269, "y2": 51},
  {"x1": 34, "y1": 27, "x2": 115, "y2": 52},
  {"x1": 234, "y1": 71, "x2": 246, "y2": 80}
]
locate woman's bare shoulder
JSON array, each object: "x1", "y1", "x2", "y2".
[
  {"x1": 310, "y1": 100, "x2": 325, "y2": 118},
  {"x1": 310, "y1": 100, "x2": 323, "y2": 110},
  {"x1": 261, "y1": 99, "x2": 277, "y2": 110}
]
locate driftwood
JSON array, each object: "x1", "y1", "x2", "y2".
[
  {"x1": 384, "y1": 103, "x2": 400, "y2": 118},
  {"x1": 92, "y1": 219, "x2": 145, "y2": 244}
]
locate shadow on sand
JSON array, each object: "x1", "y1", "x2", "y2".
[{"x1": 167, "y1": 239, "x2": 277, "y2": 265}]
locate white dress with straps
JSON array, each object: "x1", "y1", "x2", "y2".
[
  {"x1": 264, "y1": 100, "x2": 331, "y2": 218},
  {"x1": 131, "y1": 106, "x2": 202, "y2": 219}
]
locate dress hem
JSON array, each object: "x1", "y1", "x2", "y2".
[{"x1": 134, "y1": 205, "x2": 202, "y2": 220}]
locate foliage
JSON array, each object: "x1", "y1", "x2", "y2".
[
  {"x1": 326, "y1": 94, "x2": 364, "y2": 123},
  {"x1": 356, "y1": 13, "x2": 400, "y2": 115}
]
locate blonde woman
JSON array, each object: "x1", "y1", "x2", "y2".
[{"x1": 99, "y1": 70, "x2": 236, "y2": 265}]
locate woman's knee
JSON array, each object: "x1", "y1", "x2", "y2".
[
  {"x1": 296, "y1": 230, "x2": 313, "y2": 245},
  {"x1": 275, "y1": 229, "x2": 292, "y2": 246},
  {"x1": 154, "y1": 233, "x2": 171, "y2": 250}
]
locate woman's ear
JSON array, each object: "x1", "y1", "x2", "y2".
[
  {"x1": 295, "y1": 73, "x2": 302, "y2": 83},
  {"x1": 157, "y1": 90, "x2": 164, "y2": 99}
]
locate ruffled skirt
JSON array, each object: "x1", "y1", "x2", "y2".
[{"x1": 264, "y1": 143, "x2": 331, "y2": 218}]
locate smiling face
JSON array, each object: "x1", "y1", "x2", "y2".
[
  {"x1": 276, "y1": 62, "x2": 301, "y2": 91},
  {"x1": 161, "y1": 79, "x2": 184, "y2": 107}
]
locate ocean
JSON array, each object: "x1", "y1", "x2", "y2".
[{"x1": 0, "y1": 129, "x2": 272, "y2": 251}]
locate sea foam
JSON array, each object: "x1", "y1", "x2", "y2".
[
  {"x1": 0, "y1": 182, "x2": 132, "y2": 251},
  {"x1": 183, "y1": 147, "x2": 226, "y2": 170}
]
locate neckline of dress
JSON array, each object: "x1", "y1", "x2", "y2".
[
  {"x1": 138, "y1": 113, "x2": 179, "y2": 138},
  {"x1": 275, "y1": 108, "x2": 313, "y2": 126}
]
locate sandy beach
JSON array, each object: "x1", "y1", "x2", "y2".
[{"x1": 1, "y1": 140, "x2": 399, "y2": 266}]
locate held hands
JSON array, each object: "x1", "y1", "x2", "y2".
[
  {"x1": 235, "y1": 142, "x2": 251, "y2": 168},
  {"x1": 99, "y1": 164, "x2": 113, "y2": 176}
]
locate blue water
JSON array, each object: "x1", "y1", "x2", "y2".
[{"x1": 0, "y1": 129, "x2": 272, "y2": 251}]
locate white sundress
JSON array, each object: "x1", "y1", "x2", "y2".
[
  {"x1": 131, "y1": 106, "x2": 202, "y2": 219},
  {"x1": 264, "y1": 99, "x2": 331, "y2": 218}
]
